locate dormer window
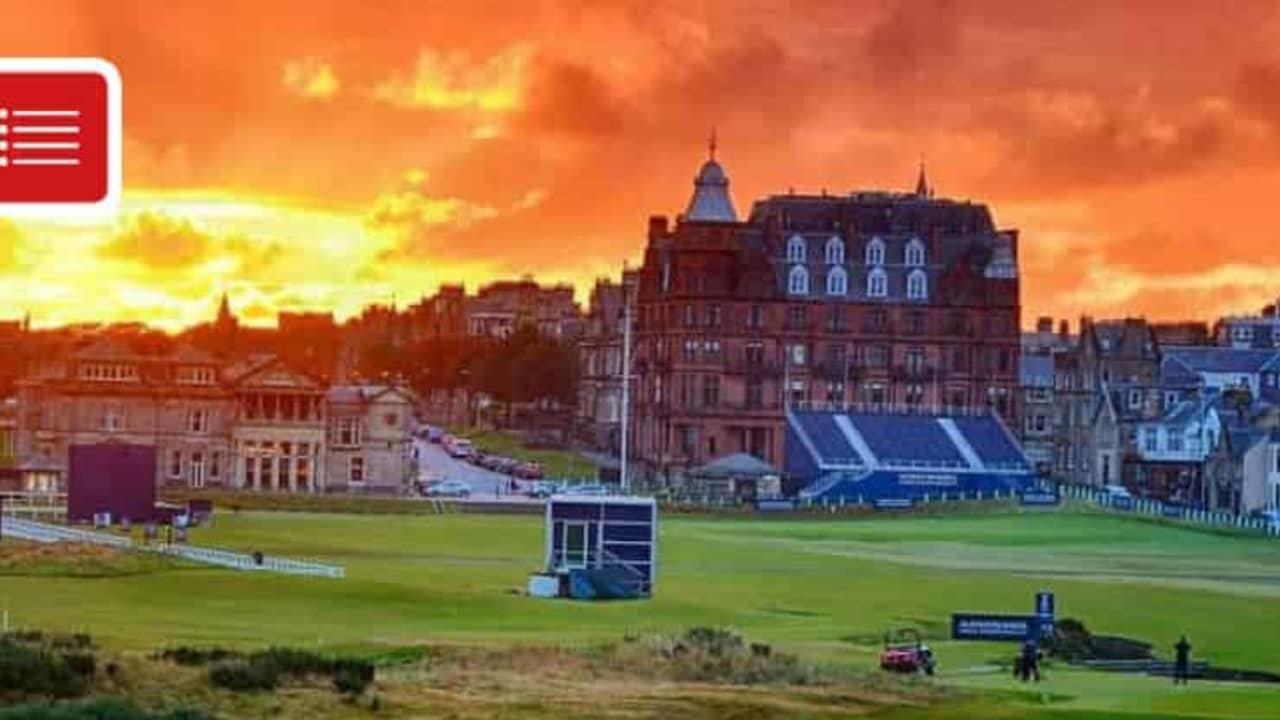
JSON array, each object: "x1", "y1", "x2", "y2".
[
  {"x1": 786, "y1": 235, "x2": 806, "y2": 263},
  {"x1": 866, "y1": 267, "x2": 887, "y2": 298},
  {"x1": 826, "y1": 266, "x2": 847, "y2": 296},
  {"x1": 905, "y1": 237, "x2": 925, "y2": 266},
  {"x1": 177, "y1": 366, "x2": 217, "y2": 385},
  {"x1": 824, "y1": 236, "x2": 845, "y2": 265},
  {"x1": 865, "y1": 237, "x2": 885, "y2": 266},
  {"x1": 80, "y1": 362, "x2": 139, "y2": 383},
  {"x1": 1128, "y1": 389, "x2": 1142, "y2": 409},
  {"x1": 788, "y1": 265, "x2": 810, "y2": 295}
]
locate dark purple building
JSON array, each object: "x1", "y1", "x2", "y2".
[{"x1": 67, "y1": 443, "x2": 157, "y2": 523}]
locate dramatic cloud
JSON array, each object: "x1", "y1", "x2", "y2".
[
  {"x1": 283, "y1": 57, "x2": 340, "y2": 100},
  {"x1": 98, "y1": 212, "x2": 214, "y2": 270},
  {"x1": 2, "y1": 0, "x2": 1280, "y2": 328},
  {"x1": 372, "y1": 45, "x2": 531, "y2": 112},
  {"x1": 0, "y1": 221, "x2": 31, "y2": 274}
]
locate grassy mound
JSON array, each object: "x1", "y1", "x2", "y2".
[{"x1": 0, "y1": 543, "x2": 177, "y2": 579}]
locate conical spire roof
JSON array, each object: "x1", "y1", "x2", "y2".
[{"x1": 914, "y1": 159, "x2": 931, "y2": 197}]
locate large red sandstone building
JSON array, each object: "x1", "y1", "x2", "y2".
[{"x1": 631, "y1": 148, "x2": 1022, "y2": 484}]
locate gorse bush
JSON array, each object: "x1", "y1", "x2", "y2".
[
  {"x1": 1044, "y1": 618, "x2": 1152, "y2": 662},
  {"x1": 158, "y1": 647, "x2": 240, "y2": 667},
  {"x1": 0, "y1": 697, "x2": 213, "y2": 719},
  {"x1": 0, "y1": 634, "x2": 97, "y2": 701},
  {"x1": 199, "y1": 646, "x2": 375, "y2": 697},
  {"x1": 208, "y1": 661, "x2": 278, "y2": 692},
  {"x1": 331, "y1": 658, "x2": 376, "y2": 697},
  {"x1": 248, "y1": 647, "x2": 335, "y2": 678}
]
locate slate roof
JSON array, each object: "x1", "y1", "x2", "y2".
[
  {"x1": 1164, "y1": 346, "x2": 1280, "y2": 375},
  {"x1": 326, "y1": 384, "x2": 415, "y2": 405},
  {"x1": 685, "y1": 159, "x2": 739, "y2": 222},
  {"x1": 1226, "y1": 426, "x2": 1267, "y2": 461},
  {"x1": 1020, "y1": 355, "x2": 1054, "y2": 387},
  {"x1": 1159, "y1": 356, "x2": 1202, "y2": 388}
]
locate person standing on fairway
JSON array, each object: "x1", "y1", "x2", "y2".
[
  {"x1": 1020, "y1": 637, "x2": 1040, "y2": 682},
  {"x1": 1174, "y1": 636, "x2": 1191, "y2": 685}
]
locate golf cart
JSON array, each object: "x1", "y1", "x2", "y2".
[{"x1": 879, "y1": 628, "x2": 936, "y2": 676}]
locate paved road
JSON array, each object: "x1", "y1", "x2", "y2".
[{"x1": 412, "y1": 438, "x2": 530, "y2": 501}]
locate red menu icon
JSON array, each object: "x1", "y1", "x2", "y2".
[{"x1": 0, "y1": 58, "x2": 120, "y2": 213}]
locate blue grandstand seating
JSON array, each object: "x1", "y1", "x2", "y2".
[
  {"x1": 787, "y1": 410, "x2": 1034, "y2": 503},
  {"x1": 951, "y1": 417, "x2": 1027, "y2": 469},
  {"x1": 848, "y1": 413, "x2": 964, "y2": 467},
  {"x1": 794, "y1": 412, "x2": 861, "y2": 465}
]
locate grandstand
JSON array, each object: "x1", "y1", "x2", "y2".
[{"x1": 787, "y1": 409, "x2": 1035, "y2": 503}]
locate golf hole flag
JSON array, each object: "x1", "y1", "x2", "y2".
[{"x1": 0, "y1": 58, "x2": 121, "y2": 214}]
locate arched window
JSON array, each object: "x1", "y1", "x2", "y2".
[
  {"x1": 788, "y1": 265, "x2": 810, "y2": 295},
  {"x1": 787, "y1": 235, "x2": 806, "y2": 263},
  {"x1": 825, "y1": 236, "x2": 845, "y2": 265},
  {"x1": 826, "y1": 266, "x2": 847, "y2": 296},
  {"x1": 907, "y1": 269, "x2": 928, "y2": 300},
  {"x1": 866, "y1": 267, "x2": 887, "y2": 298},
  {"x1": 866, "y1": 236, "x2": 885, "y2": 266},
  {"x1": 906, "y1": 237, "x2": 925, "y2": 267}
]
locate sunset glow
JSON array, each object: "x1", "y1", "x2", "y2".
[{"x1": 3, "y1": 0, "x2": 1280, "y2": 328}]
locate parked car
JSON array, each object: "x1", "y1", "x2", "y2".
[
  {"x1": 491, "y1": 457, "x2": 519, "y2": 474},
  {"x1": 525, "y1": 480, "x2": 557, "y2": 498},
  {"x1": 512, "y1": 461, "x2": 544, "y2": 480},
  {"x1": 563, "y1": 483, "x2": 608, "y2": 496},
  {"x1": 425, "y1": 479, "x2": 472, "y2": 498},
  {"x1": 444, "y1": 437, "x2": 475, "y2": 459},
  {"x1": 1103, "y1": 484, "x2": 1132, "y2": 500},
  {"x1": 427, "y1": 426, "x2": 444, "y2": 444},
  {"x1": 476, "y1": 453, "x2": 505, "y2": 471},
  {"x1": 1251, "y1": 509, "x2": 1280, "y2": 530}
]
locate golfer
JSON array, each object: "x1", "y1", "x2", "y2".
[{"x1": 1174, "y1": 636, "x2": 1191, "y2": 685}]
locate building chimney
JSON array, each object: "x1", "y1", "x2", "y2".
[
  {"x1": 1058, "y1": 319, "x2": 1070, "y2": 341},
  {"x1": 1036, "y1": 316, "x2": 1053, "y2": 334},
  {"x1": 648, "y1": 215, "x2": 669, "y2": 238}
]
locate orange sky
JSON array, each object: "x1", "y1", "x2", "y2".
[{"x1": 2, "y1": 0, "x2": 1279, "y2": 330}]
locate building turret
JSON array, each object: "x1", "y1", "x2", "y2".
[{"x1": 684, "y1": 131, "x2": 738, "y2": 223}]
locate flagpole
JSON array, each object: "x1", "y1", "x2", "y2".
[{"x1": 619, "y1": 271, "x2": 633, "y2": 494}]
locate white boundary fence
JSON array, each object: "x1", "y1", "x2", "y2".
[
  {"x1": 1060, "y1": 483, "x2": 1280, "y2": 538},
  {"x1": 0, "y1": 515, "x2": 345, "y2": 578},
  {"x1": 2, "y1": 517, "x2": 132, "y2": 548}
]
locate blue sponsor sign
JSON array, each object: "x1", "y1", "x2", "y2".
[
  {"x1": 1020, "y1": 488, "x2": 1061, "y2": 506},
  {"x1": 1110, "y1": 496, "x2": 1134, "y2": 511},
  {"x1": 756, "y1": 498, "x2": 795, "y2": 513},
  {"x1": 1161, "y1": 503, "x2": 1185, "y2": 518},
  {"x1": 951, "y1": 613, "x2": 1037, "y2": 642},
  {"x1": 874, "y1": 497, "x2": 915, "y2": 511}
]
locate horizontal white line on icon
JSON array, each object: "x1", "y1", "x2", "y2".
[
  {"x1": 12, "y1": 110, "x2": 81, "y2": 118},
  {"x1": 11, "y1": 126, "x2": 80, "y2": 134},
  {"x1": 11, "y1": 158, "x2": 80, "y2": 165},
  {"x1": 11, "y1": 141, "x2": 79, "y2": 149}
]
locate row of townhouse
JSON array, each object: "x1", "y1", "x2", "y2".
[
  {"x1": 1020, "y1": 317, "x2": 1280, "y2": 513},
  {"x1": 10, "y1": 336, "x2": 416, "y2": 495}
]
